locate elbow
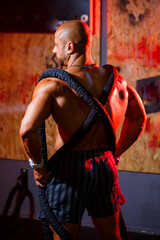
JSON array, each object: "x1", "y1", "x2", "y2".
[
  {"x1": 19, "y1": 126, "x2": 30, "y2": 142},
  {"x1": 136, "y1": 104, "x2": 147, "y2": 133},
  {"x1": 141, "y1": 109, "x2": 147, "y2": 131},
  {"x1": 137, "y1": 113, "x2": 147, "y2": 136},
  {"x1": 19, "y1": 122, "x2": 35, "y2": 142},
  {"x1": 144, "y1": 110, "x2": 147, "y2": 123}
]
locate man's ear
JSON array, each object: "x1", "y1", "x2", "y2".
[{"x1": 67, "y1": 42, "x2": 74, "y2": 54}]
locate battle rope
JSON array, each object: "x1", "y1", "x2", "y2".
[
  {"x1": 38, "y1": 65, "x2": 117, "y2": 159},
  {"x1": 37, "y1": 65, "x2": 122, "y2": 240},
  {"x1": 38, "y1": 188, "x2": 73, "y2": 240}
]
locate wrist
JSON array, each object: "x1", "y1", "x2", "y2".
[
  {"x1": 115, "y1": 157, "x2": 120, "y2": 165},
  {"x1": 28, "y1": 158, "x2": 44, "y2": 169}
]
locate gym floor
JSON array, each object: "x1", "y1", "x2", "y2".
[{"x1": 0, "y1": 217, "x2": 160, "y2": 240}]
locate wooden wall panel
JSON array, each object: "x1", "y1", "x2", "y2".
[
  {"x1": 0, "y1": 15, "x2": 100, "y2": 161},
  {"x1": 107, "y1": 0, "x2": 160, "y2": 173},
  {"x1": 0, "y1": 33, "x2": 57, "y2": 160},
  {"x1": 3, "y1": 1, "x2": 159, "y2": 174}
]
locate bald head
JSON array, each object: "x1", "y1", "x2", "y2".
[{"x1": 56, "y1": 20, "x2": 92, "y2": 48}]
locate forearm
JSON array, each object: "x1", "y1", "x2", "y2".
[
  {"x1": 20, "y1": 131, "x2": 42, "y2": 164},
  {"x1": 115, "y1": 83, "x2": 147, "y2": 158},
  {"x1": 19, "y1": 82, "x2": 53, "y2": 187},
  {"x1": 20, "y1": 131, "x2": 51, "y2": 187},
  {"x1": 115, "y1": 116, "x2": 145, "y2": 158}
]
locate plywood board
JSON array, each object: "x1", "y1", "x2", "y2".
[
  {"x1": 107, "y1": 0, "x2": 160, "y2": 173},
  {"x1": 0, "y1": 30, "x2": 100, "y2": 161}
]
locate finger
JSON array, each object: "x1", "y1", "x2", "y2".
[{"x1": 36, "y1": 181, "x2": 47, "y2": 189}]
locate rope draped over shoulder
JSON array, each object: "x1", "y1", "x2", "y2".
[
  {"x1": 37, "y1": 65, "x2": 118, "y2": 240},
  {"x1": 38, "y1": 65, "x2": 118, "y2": 166}
]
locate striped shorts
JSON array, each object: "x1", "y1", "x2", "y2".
[{"x1": 39, "y1": 148, "x2": 126, "y2": 224}]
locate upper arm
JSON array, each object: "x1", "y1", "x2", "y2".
[
  {"x1": 125, "y1": 84, "x2": 146, "y2": 122},
  {"x1": 20, "y1": 81, "x2": 53, "y2": 135}
]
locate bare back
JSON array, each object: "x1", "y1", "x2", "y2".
[{"x1": 43, "y1": 66, "x2": 128, "y2": 150}]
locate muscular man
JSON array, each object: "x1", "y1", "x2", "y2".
[{"x1": 20, "y1": 20, "x2": 146, "y2": 240}]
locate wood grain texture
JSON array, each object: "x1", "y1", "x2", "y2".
[
  {"x1": 107, "y1": 0, "x2": 160, "y2": 173},
  {"x1": 0, "y1": 1, "x2": 101, "y2": 162},
  {"x1": 1, "y1": 0, "x2": 159, "y2": 173}
]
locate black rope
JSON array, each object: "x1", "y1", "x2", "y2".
[
  {"x1": 38, "y1": 67, "x2": 116, "y2": 156},
  {"x1": 37, "y1": 66, "x2": 127, "y2": 240},
  {"x1": 41, "y1": 219, "x2": 53, "y2": 240},
  {"x1": 38, "y1": 188, "x2": 73, "y2": 240},
  {"x1": 38, "y1": 122, "x2": 48, "y2": 164}
]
